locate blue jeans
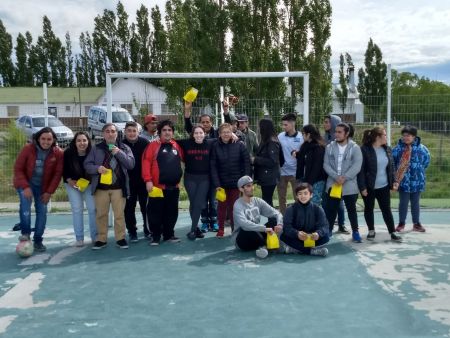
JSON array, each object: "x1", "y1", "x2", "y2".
[
  {"x1": 312, "y1": 181, "x2": 325, "y2": 205},
  {"x1": 65, "y1": 183, "x2": 97, "y2": 242},
  {"x1": 17, "y1": 184, "x2": 47, "y2": 244},
  {"x1": 399, "y1": 191, "x2": 421, "y2": 224}
]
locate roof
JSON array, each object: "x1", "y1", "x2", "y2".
[{"x1": 0, "y1": 87, "x2": 105, "y2": 104}]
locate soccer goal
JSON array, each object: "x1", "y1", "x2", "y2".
[{"x1": 104, "y1": 71, "x2": 310, "y2": 130}]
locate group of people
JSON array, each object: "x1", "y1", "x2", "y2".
[{"x1": 13, "y1": 100, "x2": 430, "y2": 258}]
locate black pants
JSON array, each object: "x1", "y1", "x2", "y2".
[
  {"x1": 200, "y1": 185, "x2": 217, "y2": 225},
  {"x1": 324, "y1": 193, "x2": 359, "y2": 233},
  {"x1": 362, "y1": 185, "x2": 395, "y2": 233},
  {"x1": 147, "y1": 188, "x2": 179, "y2": 241},
  {"x1": 280, "y1": 233, "x2": 330, "y2": 255},
  {"x1": 261, "y1": 184, "x2": 277, "y2": 227},
  {"x1": 236, "y1": 229, "x2": 266, "y2": 251},
  {"x1": 124, "y1": 183, "x2": 149, "y2": 236}
]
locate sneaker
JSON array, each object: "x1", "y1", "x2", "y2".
[
  {"x1": 212, "y1": 223, "x2": 219, "y2": 232},
  {"x1": 149, "y1": 238, "x2": 160, "y2": 246},
  {"x1": 165, "y1": 236, "x2": 181, "y2": 243},
  {"x1": 129, "y1": 233, "x2": 139, "y2": 243},
  {"x1": 352, "y1": 231, "x2": 362, "y2": 243},
  {"x1": 33, "y1": 242, "x2": 47, "y2": 252},
  {"x1": 367, "y1": 230, "x2": 376, "y2": 241},
  {"x1": 186, "y1": 231, "x2": 197, "y2": 240},
  {"x1": 195, "y1": 227, "x2": 205, "y2": 239},
  {"x1": 200, "y1": 223, "x2": 209, "y2": 233},
  {"x1": 75, "y1": 240, "x2": 84, "y2": 247},
  {"x1": 391, "y1": 233, "x2": 402, "y2": 242},
  {"x1": 92, "y1": 241, "x2": 107, "y2": 250},
  {"x1": 338, "y1": 225, "x2": 350, "y2": 234},
  {"x1": 283, "y1": 243, "x2": 299, "y2": 254},
  {"x1": 144, "y1": 233, "x2": 152, "y2": 240},
  {"x1": 396, "y1": 222, "x2": 405, "y2": 232},
  {"x1": 413, "y1": 223, "x2": 426, "y2": 232},
  {"x1": 18, "y1": 234, "x2": 30, "y2": 241},
  {"x1": 216, "y1": 229, "x2": 224, "y2": 238},
  {"x1": 256, "y1": 247, "x2": 269, "y2": 259},
  {"x1": 12, "y1": 223, "x2": 21, "y2": 231},
  {"x1": 116, "y1": 239, "x2": 129, "y2": 249},
  {"x1": 310, "y1": 247, "x2": 328, "y2": 257}
]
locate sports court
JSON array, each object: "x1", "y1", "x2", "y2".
[{"x1": 0, "y1": 210, "x2": 449, "y2": 337}]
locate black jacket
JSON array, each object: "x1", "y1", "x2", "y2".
[
  {"x1": 122, "y1": 136, "x2": 149, "y2": 187},
  {"x1": 184, "y1": 117, "x2": 219, "y2": 139},
  {"x1": 295, "y1": 141, "x2": 327, "y2": 184},
  {"x1": 253, "y1": 138, "x2": 281, "y2": 186},
  {"x1": 357, "y1": 144, "x2": 395, "y2": 191},
  {"x1": 210, "y1": 139, "x2": 251, "y2": 189}
]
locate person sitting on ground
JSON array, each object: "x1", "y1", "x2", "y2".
[
  {"x1": 280, "y1": 183, "x2": 330, "y2": 257},
  {"x1": 232, "y1": 176, "x2": 283, "y2": 259}
]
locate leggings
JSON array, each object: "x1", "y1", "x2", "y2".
[{"x1": 184, "y1": 173, "x2": 210, "y2": 232}]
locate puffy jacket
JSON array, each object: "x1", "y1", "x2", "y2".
[
  {"x1": 210, "y1": 139, "x2": 251, "y2": 189},
  {"x1": 295, "y1": 141, "x2": 327, "y2": 185},
  {"x1": 357, "y1": 144, "x2": 395, "y2": 191},
  {"x1": 253, "y1": 138, "x2": 281, "y2": 186},
  {"x1": 392, "y1": 137, "x2": 430, "y2": 193},
  {"x1": 13, "y1": 143, "x2": 63, "y2": 194}
]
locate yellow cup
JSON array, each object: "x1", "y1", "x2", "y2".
[
  {"x1": 304, "y1": 235, "x2": 316, "y2": 248},
  {"x1": 100, "y1": 169, "x2": 112, "y2": 185},
  {"x1": 183, "y1": 87, "x2": 199, "y2": 103},
  {"x1": 215, "y1": 187, "x2": 226, "y2": 202},
  {"x1": 266, "y1": 232, "x2": 280, "y2": 250},
  {"x1": 148, "y1": 186, "x2": 164, "y2": 198},
  {"x1": 330, "y1": 183, "x2": 343, "y2": 199},
  {"x1": 76, "y1": 178, "x2": 90, "y2": 192}
]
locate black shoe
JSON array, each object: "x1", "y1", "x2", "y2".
[
  {"x1": 149, "y1": 238, "x2": 160, "y2": 246},
  {"x1": 92, "y1": 241, "x2": 107, "y2": 250},
  {"x1": 33, "y1": 242, "x2": 46, "y2": 252},
  {"x1": 195, "y1": 227, "x2": 205, "y2": 239},
  {"x1": 12, "y1": 223, "x2": 21, "y2": 231},
  {"x1": 337, "y1": 225, "x2": 350, "y2": 234},
  {"x1": 186, "y1": 231, "x2": 197, "y2": 240},
  {"x1": 390, "y1": 233, "x2": 402, "y2": 242},
  {"x1": 367, "y1": 230, "x2": 376, "y2": 241},
  {"x1": 116, "y1": 239, "x2": 129, "y2": 249},
  {"x1": 129, "y1": 233, "x2": 139, "y2": 243},
  {"x1": 164, "y1": 236, "x2": 181, "y2": 243}
]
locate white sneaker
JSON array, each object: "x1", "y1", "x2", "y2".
[
  {"x1": 255, "y1": 247, "x2": 269, "y2": 259},
  {"x1": 75, "y1": 240, "x2": 84, "y2": 247},
  {"x1": 310, "y1": 247, "x2": 328, "y2": 257}
]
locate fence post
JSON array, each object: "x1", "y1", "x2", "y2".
[{"x1": 387, "y1": 64, "x2": 392, "y2": 146}]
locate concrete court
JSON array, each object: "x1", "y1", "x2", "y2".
[{"x1": 0, "y1": 211, "x2": 449, "y2": 338}]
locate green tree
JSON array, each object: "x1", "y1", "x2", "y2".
[
  {"x1": 15, "y1": 33, "x2": 29, "y2": 86},
  {"x1": 136, "y1": 4, "x2": 151, "y2": 72},
  {"x1": 66, "y1": 32, "x2": 74, "y2": 86},
  {"x1": 42, "y1": 16, "x2": 63, "y2": 86},
  {"x1": 116, "y1": 1, "x2": 130, "y2": 72},
  {"x1": 334, "y1": 53, "x2": 348, "y2": 114},
  {"x1": 0, "y1": 20, "x2": 15, "y2": 86},
  {"x1": 357, "y1": 38, "x2": 387, "y2": 121},
  {"x1": 150, "y1": 5, "x2": 168, "y2": 74}
]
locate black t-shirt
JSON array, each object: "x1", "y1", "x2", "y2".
[
  {"x1": 157, "y1": 143, "x2": 182, "y2": 186},
  {"x1": 177, "y1": 139, "x2": 214, "y2": 175}
]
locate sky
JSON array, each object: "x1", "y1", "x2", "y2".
[{"x1": 1, "y1": 0, "x2": 450, "y2": 83}]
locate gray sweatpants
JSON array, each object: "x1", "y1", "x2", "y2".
[{"x1": 184, "y1": 173, "x2": 210, "y2": 232}]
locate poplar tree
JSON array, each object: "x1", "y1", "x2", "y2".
[{"x1": 0, "y1": 20, "x2": 15, "y2": 86}]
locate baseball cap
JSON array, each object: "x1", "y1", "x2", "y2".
[
  {"x1": 237, "y1": 175, "x2": 253, "y2": 188},
  {"x1": 144, "y1": 114, "x2": 157, "y2": 125},
  {"x1": 237, "y1": 114, "x2": 248, "y2": 122}
]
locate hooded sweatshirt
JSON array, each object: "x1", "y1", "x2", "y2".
[{"x1": 324, "y1": 115, "x2": 342, "y2": 144}]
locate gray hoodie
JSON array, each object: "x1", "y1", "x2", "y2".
[
  {"x1": 324, "y1": 115, "x2": 342, "y2": 144},
  {"x1": 323, "y1": 139, "x2": 362, "y2": 196}
]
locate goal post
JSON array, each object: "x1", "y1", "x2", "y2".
[{"x1": 105, "y1": 71, "x2": 310, "y2": 125}]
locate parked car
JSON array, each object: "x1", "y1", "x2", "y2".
[
  {"x1": 87, "y1": 106, "x2": 142, "y2": 139},
  {"x1": 16, "y1": 115, "x2": 74, "y2": 147}
]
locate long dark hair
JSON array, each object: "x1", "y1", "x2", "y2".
[
  {"x1": 362, "y1": 126, "x2": 385, "y2": 145},
  {"x1": 67, "y1": 131, "x2": 92, "y2": 155},
  {"x1": 34, "y1": 127, "x2": 57, "y2": 147},
  {"x1": 301, "y1": 124, "x2": 325, "y2": 146},
  {"x1": 190, "y1": 125, "x2": 206, "y2": 141},
  {"x1": 259, "y1": 118, "x2": 276, "y2": 144}
]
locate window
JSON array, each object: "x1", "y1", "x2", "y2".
[
  {"x1": 7, "y1": 106, "x2": 19, "y2": 117},
  {"x1": 66, "y1": 106, "x2": 71, "y2": 112},
  {"x1": 161, "y1": 104, "x2": 170, "y2": 114},
  {"x1": 85, "y1": 106, "x2": 91, "y2": 115},
  {"x1": 99, "y1": 111, "x2": 106, "y2": 123},
  {"x1": 141, "y1": 104, "x2": 153, "y2": 114}
]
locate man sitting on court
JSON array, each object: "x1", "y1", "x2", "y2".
[
  {"x1": 280, "y1": 183, "x2": 330, "y2": 257},
  {"x1": 232, "y1": 176, "x2": 283, "y2": 259}
]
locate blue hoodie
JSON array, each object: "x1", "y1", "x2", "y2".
[{"x1": 324, "y1": 115, "x2": 342, "y2": 144}]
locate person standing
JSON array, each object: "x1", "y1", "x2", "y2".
[
  {"x1": 323, "y1": 123, "x2": 363, "y2": 242},
  {"x1": 232, "y1": 176, "x2": 283, "y2": 259},
  {"x1": 295, "y1": 124, "x2": 327, "y2": 205},
  {"x1": 142, "y1": 120, "x2": 184, "y2": 246},
  {"x1": 358, "y1": 127, "x2": 402, "y2": 242},
  {"x1": 63, "y1": 131, "x2": 97, "y2": 246},
  {"x1": 236, "y1": 114, "x2": 258, "y2": 158},
  {"x1": 253, "y1": 118, "x2": 281, "y2": 227},
  {"x1": 141, "y1": 114, "x2": 159, "y2": 141},
  {"x1": 210, "y1": 123, "x2": 251, "y2": 238},
  {"x1": 14, "y1": 127, "x2": 64, "y2": 252},
  {"x1": 392, "y1": 126, "x2": 430, "y2": 232},
  {"x1": 277, "y1": 113, "x2": 303, "y2": 215},
  {"x1": 122, "y1": 121, "x2": 150, "y2": 242},
  {"x1": 85, "y1": 123, "x2": 135, "y2": 250}
]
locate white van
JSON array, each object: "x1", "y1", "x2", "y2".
[{"x1": 87, "y1": 106, "x2": 142, "y2": 139}]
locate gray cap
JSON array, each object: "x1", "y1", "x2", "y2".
[{"x1": 237, "y1": 175, "x2": 253, "y2": 188}]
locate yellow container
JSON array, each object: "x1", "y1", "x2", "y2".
[
  {"x1": 76, "y1": 178, "x2": 90, "y2": 192},
  {"x1": 266, "y1": 232, "x2": 280, "y2": 250},
  {"x1": 148, "y1": 186, "x2": 164, "y2": 198},
  {"x1": 215, "y1": 187, "x2": 226, "y2": 202},
  {"x1": 304, "y1": 235, "x2": 316, "y2": 248},
  {"x1": 329, "y1": 183, "x2": 343, "y2": 199},
  {"x1": 100, "y1": 169, "x2": 112, "y2": 185},
  {"x1": 183, "y1": 87, "x2": 199, "y2": 103}
]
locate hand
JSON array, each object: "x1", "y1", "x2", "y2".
[
  {"x1": 291, "y1": 150, "x2": 297, "y2": 158},
  {"x1": 110, "y1": 146, "x2": 120, "y2": 155},
  {"x1": 361, "y1": 189, "x2": 368, "y2": 197},
  {"x1": 184, "y1": 101, "x2": 192, "y2": 117},
  {"x1": 336, "y1": 176, "x2": 346, "y2": 185},
  {"x1": 265, "y1": 228, "x2": 274, "y2": 234},
  {"x1": 146, "y1": 181, "x2": 154, "y2": 193},
  {"x1": 393, "y1": 182, "x2": 399, "y2": 191},
  {"x1": 311, "y1": 232, "x2": 319, "y2": 241},
  {"x1": 98, "y1": 166, "x2": 108, "y2": 174},
  {"x1": 274, "y1": 225, "x2": 283, "y2": 234},
  {"x1": 231, "y1": 133, "x2": 239, "y2": 143},
  {"x1": 298, "y1": 231, "x2": 307, "y2": 241},
  {"x1": 222, "y1": 100, "x2": 229, "y2": 114},
  {"x1": 41, "y1": 192, "x2": 51, "y2": 204},
  {"x1": 67, "y1": 179, "x2": 78, "y2": 189},
  {"x1": 23, "y1": 187, "x2": 32, "y2": 200}
]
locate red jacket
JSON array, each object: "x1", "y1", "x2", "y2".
[
  {"x1": 142, "y1": 139, "x2": 184, "y2": 189},
  {"x1": 13, "y1": 143, "x2": 64, "y2": 194}
]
